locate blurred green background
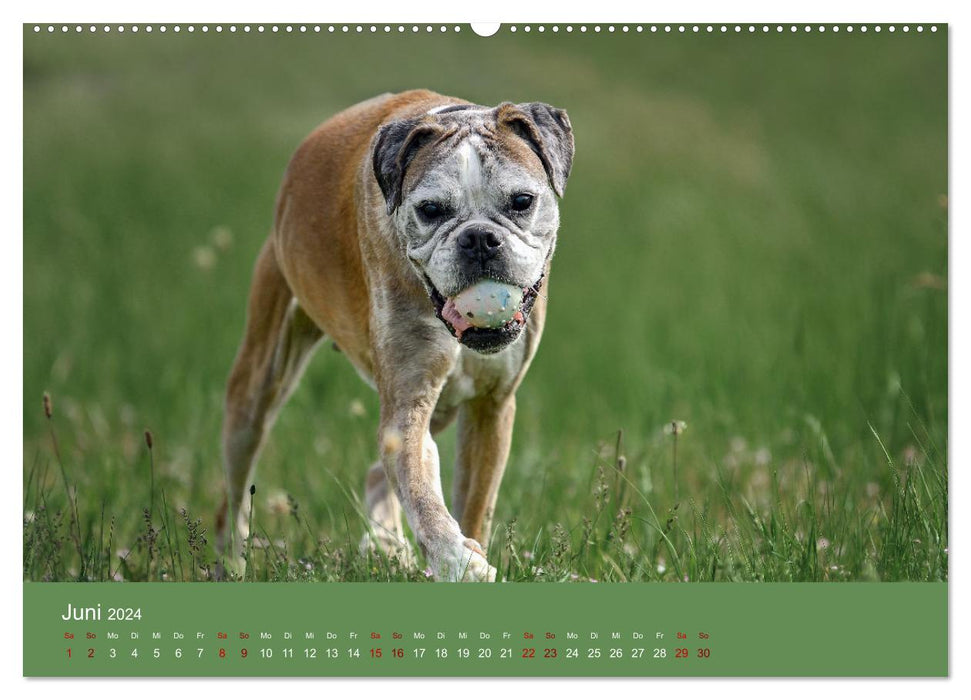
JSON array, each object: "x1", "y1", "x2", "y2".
[{"x1": 23, "y1": 26, "x2": 947, "y2": 581}]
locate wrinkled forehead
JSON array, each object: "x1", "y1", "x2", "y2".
[{"x1": 403, "y1": 112, "x2": 549, "y2": 198}]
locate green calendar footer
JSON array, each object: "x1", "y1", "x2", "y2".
[{"x1": 24, "y1": 582, "x2": 947, "y2": 677}]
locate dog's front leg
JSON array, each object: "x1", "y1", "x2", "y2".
[
  {"x1": 451, "y1": 396, "x2": 516, "y2": 550},
  {"x1": 376, "y1": 346, "x2": 497, "y2": 582},
  {"x1": 380, "y1": 406, "x2": 497, "y2": 582}
]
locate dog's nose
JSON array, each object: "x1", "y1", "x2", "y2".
[{"x1": 457, "y1": 228, "x2": 503, "y2": 262}]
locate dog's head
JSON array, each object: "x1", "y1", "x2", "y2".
[{"x1": 372, "y1": 101, "x2": 574, "y2": 354}]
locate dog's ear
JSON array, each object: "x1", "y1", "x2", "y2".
[
  {"x1": 497, "y1": 102, "x2": 575, "y2": 196},
  {"x1": 372, "y1": 118, "x2": 442, "y2": 215}
]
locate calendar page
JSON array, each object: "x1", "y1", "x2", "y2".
[{"x1": 22, "y1": 21, "x2": 948, "y2": 678}]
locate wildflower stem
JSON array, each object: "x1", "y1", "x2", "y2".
[
  {"x1": 245, "y1": 483, "x2": 256, "y2": 582},
  {"x1": 673, "y1": 431, "x2": 679, "y2": 502},
  {"x1": 43, "y1": 393, "x2": 85, "y2": 579},
  {"x1": 145, "y1": 430, "x2": 155, "y2": 520}
]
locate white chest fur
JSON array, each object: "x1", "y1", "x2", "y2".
[{"x1": 436, "y1": 340, "x2": 526, "y2": 415}]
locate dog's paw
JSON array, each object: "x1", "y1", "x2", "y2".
[
  {"x1": 459, "y1": 538, "x2": 498, "y2": 582},
  {"x1": 214, "y1": 517, "x2": 249, "y2": 581},
  {"x1": 428, "y1": 538, "x2": 497, "y2": 582},
  {"x1": 359, "y1": 530, "x2": 418, "y2": 568},
  {"x1": 214, "y1": 554, "x2": 247, "y2": 581}
]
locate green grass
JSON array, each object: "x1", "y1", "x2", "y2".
[{"x1": 23, "y1": 27, "x2": 947, "y2": 583}]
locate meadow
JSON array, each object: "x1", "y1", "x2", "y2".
[{"x1": 23, "y1": 25, "x2": 947, "y2": 583}]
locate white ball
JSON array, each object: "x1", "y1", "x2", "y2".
[{"x1": 451, "y1": 280, "x2": 524, "y2": 329}]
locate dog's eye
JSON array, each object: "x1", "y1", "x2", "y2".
[
  {"x1": 510, "y1": 193, "x2": 534, "y2": 212},
  {"x1": 417, "y1": 201, "x2": 447, "y2": 220}
]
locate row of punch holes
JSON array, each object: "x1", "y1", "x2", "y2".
[{"x1": 33, "y1": 24, "x2": 939, "y2": 35}]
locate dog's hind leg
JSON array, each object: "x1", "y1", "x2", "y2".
[
  {"x1": 359, "y1": 461, "x2": 416, "y2": 566},
  {"x1": 215, "y1": 239, "x2": 324, "y2": 578}
]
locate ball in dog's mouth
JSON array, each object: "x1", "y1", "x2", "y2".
[
  {"x1": 443, "y1": 280, "x2": 525, "y2": 332},
  {"x1": 428, "y1": 276, "x2": 543, "y2": 354}
]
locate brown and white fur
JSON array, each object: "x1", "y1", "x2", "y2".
[{"x1": 215, "y1": 90, "x2": 574, "y2": 581}]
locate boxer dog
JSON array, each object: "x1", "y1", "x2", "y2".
[{"x1": 215, "y1": 90, "x2": 574, "y2": 581}]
